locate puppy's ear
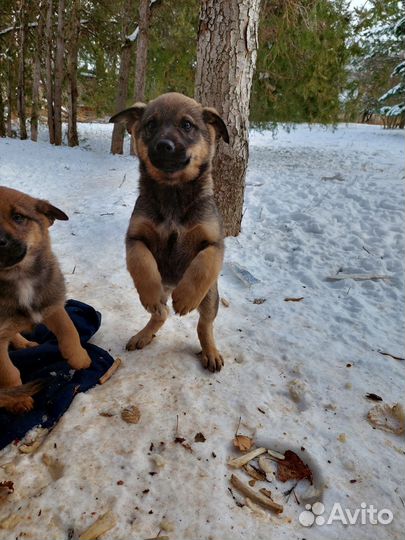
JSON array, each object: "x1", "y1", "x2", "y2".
[
  {"x1": 36, "y1": 199, "x2": 69, "y2": 226},
  {"x1": 109, "y1": 103, "x2": 146, "y2": 133},
  {"x1": 202, "y1": 107, "x2": 229, "y2": 143}
]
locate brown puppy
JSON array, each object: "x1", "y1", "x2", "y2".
[
  {"x1": 110, "y1": 92, "x2": 229, "y2": 372},
  {"x1": 0, "y1": 186, "x2": 91, "y2": 412}
]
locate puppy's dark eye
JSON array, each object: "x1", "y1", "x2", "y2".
[
  {"x1": 12, "y1": 213, "x2": 27, "y2": 224},
  {"x1": 144, "y1": 119, "x2": 157, "y2": 135},
  {"x1": 182, "y1": 120, "x2": 193, "y2": 132}
]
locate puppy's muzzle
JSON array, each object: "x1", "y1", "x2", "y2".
[
  {"x1": 0, "y1": 231, "x2": 27, "y2": 268},
  {"x1": 149, "y1": 138, "x2": 190, "y2": 174}
]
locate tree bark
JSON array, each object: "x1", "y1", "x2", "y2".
[
  {"x1": 31, "y1": 2, "x2": 45, "y2": 142},
  {"x1": 129, "y1": 0, "x2": 150, "y2": 155},
  {"x1": 0, "y1": 83, "x2": 6, "y2": 137},
  {"x1": 67, "y1": 0, "x2": 80, "y2": 147},
  {"x1": 195, "y1": 0, "x2": 261, "y2": 236},
  {"x1": 45, "y1": 0, "x2": 55, "y2": 144},
  {"x1": 110, "y1": 0, "x2": 134, "y2": 155},
  {"x1": 17, "y1": 0, "x2": 28, "y2": 140},
  {"x1": 134, "y1": 0, "x2": 149, "y2": 103},
  {"x1": 54, "y1": 0, "x2": 65, "y2": 146},
  {"x1": 6, "y1": 58, "x2": 14, "y2": 137}
]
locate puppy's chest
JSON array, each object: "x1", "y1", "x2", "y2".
[
  {"x1": 16, "y1": 279, "x2": 43, "y2": 323},
  {"x1": 154, "y1": 221, "x2": 194, "y2": 284}
]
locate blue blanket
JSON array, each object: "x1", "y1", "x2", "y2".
[{"x1": 0, "y1": 300, "x2": 114, "y2": 450}]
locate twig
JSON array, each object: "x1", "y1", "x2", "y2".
[
  {"x1": 100, "y1": 212, "x2": 114, "y2": 216},
  {"x1": 235, "y1": 416, "x2": 242, "y2": 437},
  {"x1": 230, "y1": 474, "x2": 283, "y2": 514},
  {"x1": 378, "y1": 351, "x2": 405, "y2": 362},
  {"x1": 326, "y1": 274, "x2": 392, "y2": 282},
  {"x1": 99, "y1": 358, "x2": 122, "y2": 384},
  {"x1": 228, "y1": 447, "x2": 267, "y2": 468},
  {"x1": 79, "y1": 511, "x2": 116, "y2": 540},
  {"x1": 119, "y1": 173, "x2": 127, "y2": 188}
]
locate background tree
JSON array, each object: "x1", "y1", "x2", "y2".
[
  {"x1": 110, "y1": 0, "x2": 136, "y2": 155},
  {"x1": 378, "y1": 14, "x2": 405, "y2": 127},
  {"x1": 195, "y1": 0, "x2": 261, "y2": 237},
  {"x1": 251, "y1": 0, "x2": 351, "y2": 125},
  {"x1": 345, "y1": 0, "x2": 403, "y2": 122}
]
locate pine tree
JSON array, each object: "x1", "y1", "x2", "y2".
[{"x1": 378, "y1": 15, "x2": 405, "y2": 128}]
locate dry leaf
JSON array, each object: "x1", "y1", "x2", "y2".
[
  {"x1": 0, "y1": 481, "x2": 14, "y2": 503},
  {"x1": 367, "y1": 403, "x2": 405, "y2": 435},
  {"x1": 221, "y1": 297, "x2": 230, "y2": 307},
  {"x1": 121, "y1": 405, "x2": 141, "y2": 424},
  {"x1": 276, "y1": 450, "x2": 313, "y2": 484},
  {"x1": 233, "y1": 435, "x2": 253, "y2": 452},
  {"x1": 194, "y1": 432, "x2": 206, "y2": 443},
  {"x1": 253, "y1": 298, "x2": 266, "y2": 305}
]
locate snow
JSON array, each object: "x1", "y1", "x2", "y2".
[{"x1": 0, "y1": 123, "x2": 404, "y2": 539}]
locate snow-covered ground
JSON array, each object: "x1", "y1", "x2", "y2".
[{"x1": 0, "y1": 123, "x2": 404, "y2": 540}]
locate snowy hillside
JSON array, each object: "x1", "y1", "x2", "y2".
[{"x1": 0, "y1": 123, "x2": 404, "y2": 540}]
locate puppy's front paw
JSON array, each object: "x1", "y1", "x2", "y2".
[
  {"x1": 126, "y1": 329, "x2": 155, "y2": 350},
  {"x1": 138, "y1": 287, "x2": 166, "y2": 316},
  {"x1": 172, "y1": 282, "x2": 204, "y2": 316},
  {"x1": 66, "y1": 348, "x2": 92, "y2": 370},
  {"x1": 8, "y1": 396, "x2": 34, "y2": 414},
  {"x1": 200, "y1": 348, "x2": 224, "y2": 373}
]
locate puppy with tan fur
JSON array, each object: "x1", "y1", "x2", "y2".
[
  {"x1": 110, "y1": 92, "x2": 229, "y2": 372},
  {"x1": 0, "y1": 186, "x2": 91, "y2": 412}
]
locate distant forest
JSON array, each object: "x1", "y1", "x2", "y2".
[{"x1": 0, "y1": 0, "x2": 403, "y2": 138}]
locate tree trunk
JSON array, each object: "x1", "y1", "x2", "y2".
[
  {"x1": 6, "y1": 58, "x2": 14, "y2": 137},
  {"x1": 110, "y1": 0, "x2": 134, "y2": 155},
  {"x1": 45, "y1": 0, "x2": 55, "y2": 144},
  {"x1": 129, "y1": 0, "x2": 150, "y2": 156},
  {"x1": 0, "y1": 84, "x2": 6, "y2": 137},
  {"x1": 54, "y1": 0, "x2": 65, "y2": 146},
  {"x1": 67, "y1": 0, "x2": 80, "y2": 147},
  {"x1": 195, "y1": 0, "x2": 261, "y2": 236},
  {"x1": 31, "y1": 2, "x2": 45, "y2": 142},
  {"x1": 17, "y1": 0, "x2": 28, "y2": 140},
  {"x1": 134, "y1": 0, "x2": 149, "y2": 103}
]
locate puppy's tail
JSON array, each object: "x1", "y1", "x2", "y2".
[{"x1": 0, "y1": 380, "x2": 44, "y2": 409}]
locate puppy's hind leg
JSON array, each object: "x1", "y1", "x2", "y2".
[
  {"x1": 10, "y1": 333, "x2": 39, "y2": 350},
  {"x1": 197, "y1": 282, "x2": 224, "y2": 373},
  {"x1": 0, "y1": 339, "x2": 22, "y2": 388},
  {"x1": 126, "y1": 287, "x2": 171, "y2": 351}
]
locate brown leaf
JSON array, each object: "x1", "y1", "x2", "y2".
[
  {"x1": 194, "y1": 432, "x2": 206, "y2": 443},
  {"x1": 0, "y1": 481, "x2": 14, "y2": 503},
  {"x1": 121, "y1": 405, "x2": 141, "y2": 424},
  {"x1": 253, "y1": 298, "x2": 266, "y2": 305},
  {"x1": 174, "y1": 437, "x2": 185, "y2": 444},
  {"x1": 174, "y1": 437, "x2": 193, "y2": 452},
  {"x1": 276, "y1": 450, "x2": 313, "y2": 484},
  {"x1": 233, "y1": 435, "x2": 253, "y2": 452},
  {"x1": 284, "y1": 297, "x2": 304, "y2": 302}
]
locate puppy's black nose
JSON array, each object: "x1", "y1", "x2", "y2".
[
  {"x1": 0, "y1": 233, "x2": 10, "y2": 248},
  {"x1": 156, "y1": 139, "x2": 175, "y2": 155}
]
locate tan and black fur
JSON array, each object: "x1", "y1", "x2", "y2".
[
  {"x1": 110, "y1": 92, "x2": 229, "y2": 372},
  {"x1": 0, "y1": 186, "x2": 91, "y2": 412}
]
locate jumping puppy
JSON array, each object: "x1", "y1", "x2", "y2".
[
  {"x1": 0, "y1": 186, "x2": 91, "y2": 412},
  {"x1": 110, "y1": 92, "x2": 229, "y2": 372}
]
